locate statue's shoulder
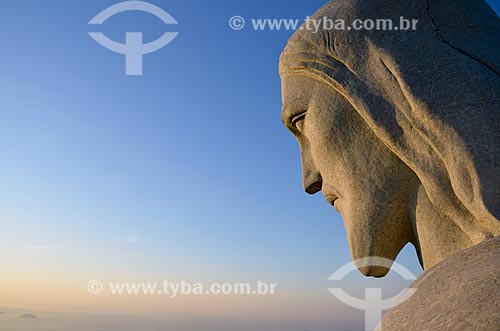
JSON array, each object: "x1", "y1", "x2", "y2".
[{"x1": 381, "y1": 236, "x2": 500, "y2": 331}]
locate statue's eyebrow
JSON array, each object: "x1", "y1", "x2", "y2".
[
  {"x1": 281, "y1": 106, "x2": 290, "y2": 126},
  {"x1": 281, "y1": 106, "x2": 297, "y2": 130}
]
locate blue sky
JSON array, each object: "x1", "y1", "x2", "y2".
[{"x1": 1, "y1": 0, "x2": 499, "y2": 330}]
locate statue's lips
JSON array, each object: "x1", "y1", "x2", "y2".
[{"x1": 324, "y1": 194, "x2": 338, "y2": 206}]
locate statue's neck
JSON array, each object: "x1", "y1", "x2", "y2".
[{"x1": 411, "y1": 184, "x2": 477, "y2": 270}]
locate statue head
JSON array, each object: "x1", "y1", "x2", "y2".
[{"x1": 280, "y1": 0, "x2": 500, "y2": 276}]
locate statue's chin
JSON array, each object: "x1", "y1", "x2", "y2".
[
  {"x1": 357, "y1": 264, "x2": 391, "y2": 278},
  {"x1": 347, "y1": 235, "x2": 393, "y2": 277},
  {"x1": 346, "y1": 227, "x2": 399, "y2": 278},
  {"x1": 348, "y1": 237, "x2": 399, "y2": 277},
  {"x1": 343, "y1": 203, "x2": 410, "y2": 278}
]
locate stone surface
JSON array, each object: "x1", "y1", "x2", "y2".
[
  {"x1": 379, "y1": 236, "x2": 500, "y2": 331},
  {"x1": 279, "y1": 0, "x2": 500, "y2": 328}
]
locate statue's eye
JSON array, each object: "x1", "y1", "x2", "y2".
[{"x1": 291, "y1": 112, "x2": 306, "y2": 131}]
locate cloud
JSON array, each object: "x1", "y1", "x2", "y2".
[
  {"x1": 125, "y1": 234, "x2": 141, "y2": 244},
  {"x1": 16, "y1": 241, "x2": 61, "y2": 254},
  {"x1": 111, "y1": 234, "x2": 141, "y2": 245}
]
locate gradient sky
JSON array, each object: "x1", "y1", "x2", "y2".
[{"x1": 1, "y1": 1, "x2": 499, "y2": 330}]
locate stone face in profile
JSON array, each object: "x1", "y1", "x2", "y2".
[{"x1": 279, "y1": 0, "x2": 500, "y2": 328}]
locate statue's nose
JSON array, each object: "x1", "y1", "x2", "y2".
[
  {"x1": 304, "y1": 174, "x2": 322, "y2": 194},
  {"x1": 301, "y1": 148, "x2": 322, "y2": 194}
]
